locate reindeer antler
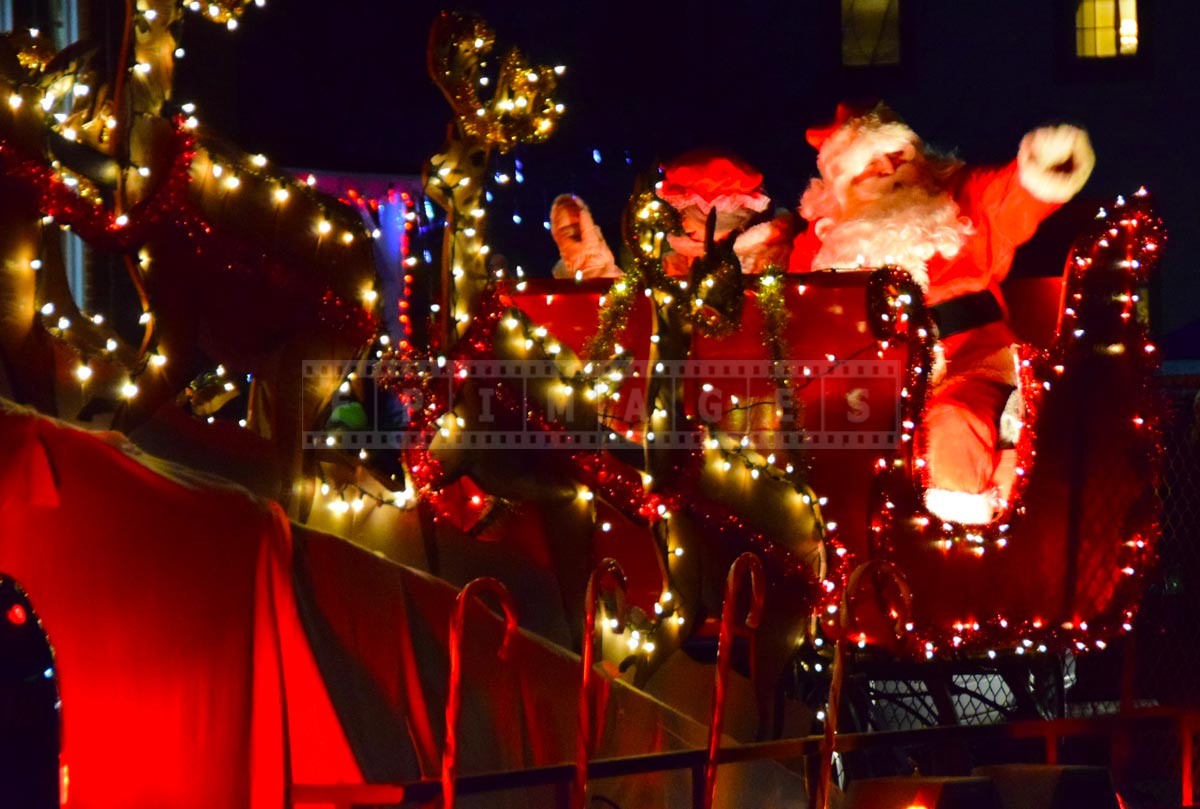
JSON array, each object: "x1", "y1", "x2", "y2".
[
  {"x1": 427, "y1": 11, "x2": 564, "y2": 153},
  {"x1": 423, "y1": 13, "x2": 566, "y2": 349}
]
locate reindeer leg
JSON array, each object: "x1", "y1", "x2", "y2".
[
  {"x1": 541, "y1": 498, "x2": 595, "y2": 651},
  {"x1": 632, "y1": 513, "x2": 704, "y2": 690}
]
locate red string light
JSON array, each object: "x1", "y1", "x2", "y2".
[{"x1": 862, "y1": 190, "x2": 1166, "y2": 657}]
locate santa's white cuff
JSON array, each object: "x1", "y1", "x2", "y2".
[
  {"x1": 925, "y1": 488, "x2": 996, "y2": 525},
  {"x1": 1017, "y1": 125, "x2": 1095, "y2": 204}
]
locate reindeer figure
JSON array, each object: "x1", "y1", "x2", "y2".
[
  {"x1": 422, "y1": 11, "x2": 564, "y2": 350},
  {"x1": 602, "y1": 191, "x2": 832, "y2": 740},
  {"x1": 397, "y1": 13, "x2": 614, "y2": 640},
  {"x1": 0, "y1": 3, "x2": 379, "y2": 511}
]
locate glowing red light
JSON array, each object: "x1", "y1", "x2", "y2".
[{"x1": 6, "y1": 603, "x2": 26, "y2": 625}]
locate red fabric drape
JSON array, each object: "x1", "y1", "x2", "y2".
[
  {"x1": 0, "y1": 403, "x2": 359, "y2": 808},
  {"x1": 0, "y1": 401, "x2": 807, "y2": 808}
]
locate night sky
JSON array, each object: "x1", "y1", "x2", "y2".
[
  {"x1": 172, "y1": 0, "x2": 845, "y2": 288},
  {"x1": 176, "y1": 2, "x2": 821, "y2": 182}
]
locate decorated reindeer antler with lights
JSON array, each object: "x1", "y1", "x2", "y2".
[{"x1": 423, "y1": 12, "x2": 565, "y2": 349}]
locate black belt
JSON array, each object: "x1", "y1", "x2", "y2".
[{"x1": 930, "y1": 289, "x2": 1003, "y2": 339}]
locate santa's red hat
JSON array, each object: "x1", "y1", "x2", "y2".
[
  {"x1": 806, "y1": 102, "x2": 921, "y2": 201},
  {"x1": 657, "y1": 149, "x2": 771, "y2": 215}
]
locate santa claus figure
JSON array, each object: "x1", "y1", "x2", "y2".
[
  {"x1": 791, "y1": 103, "x2": 1095, "y2": 524},
  {"x1": 657, "y1": 149, "x2": 793, "y2": 277},
  {"x1": 548, "y1": 194, "x2": 623, "y2": 279}
]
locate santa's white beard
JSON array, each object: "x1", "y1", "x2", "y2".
[{"x1": 811, "y1": 183, "x2": 972, "y2": 290}]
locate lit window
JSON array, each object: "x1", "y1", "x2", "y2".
[
  {"x1": 842, "y1": 0, "x2": 901, "y2": 66},
  {"x1": 1076, "y1": 0, "x2": 1138, "y2": 58}
]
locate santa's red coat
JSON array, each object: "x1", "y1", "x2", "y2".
[{"x1": 790, "y1": 161, "x2": 1062, "y2": 501}]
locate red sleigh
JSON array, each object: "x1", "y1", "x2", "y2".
[{"x1": 497, "y1": 188, "x2": 1164, "y2": 670}]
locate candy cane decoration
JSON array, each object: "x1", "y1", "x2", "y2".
[
  {"x1": 705, "y1": 552, "x2": 765, "y2": 809},
  {"x1": 574, "y1": 558, "x2": 628, "y2": 809},
  {"x1": 442, "y1": 576, "x2": 520, "y2": 809}
]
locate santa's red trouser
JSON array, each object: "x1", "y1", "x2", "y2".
[{"x1": 921, "y1": 374, "x2": 1015, "y2": 495}]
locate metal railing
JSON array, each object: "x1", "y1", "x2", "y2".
[{"x1": 292, "y1": 705, "x2": 1200, "y2": 809}]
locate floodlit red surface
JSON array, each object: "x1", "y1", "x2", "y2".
[{"x1": 0, "y1": 406, "x2": 360, "y2": 808}]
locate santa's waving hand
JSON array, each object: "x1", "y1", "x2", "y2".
[{"x1": 792, "y1": 103, "x2": 1094, "y2": 525}]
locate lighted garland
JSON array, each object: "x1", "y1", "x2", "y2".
[
  {"x1": 380, "y1": 286, "x2": 843, "y2": 633},
  {"x1": 755, "y1": 269, "x2": 809, "y2": 481},
  {"x1": 474, "y1": 364, "x2": 846, "y2": 613},
  {"x1": 380, "y1": 288, "x2": 510, "y2": 511},
  {"x1": 5, "y1": 123, "x2": 378, "y2": 386},
  {"x1": 684, "y1": 233, "x2": 744, "y2": 339},
  {"x1": 183, "y1": 0, "x2": 259, "y2": 27},
  {"x1": 859, "y1": 189, "x2": 1166, "y2": 659},
  {"x1": 383, "y1": 286, "x2": 846, "y2": 644},
  {"x1": 5, "y1": 29, "x2": 55, "y2": 73},
  {"x1": 422, "y1": 13, "x2": 565, "y2": 356},
  {"x1": 582, "y1": 189, "x2": 678, "y2": 362},
  {"x1": 342, "y1": 186, "x2": 419, "y2": 355},
  {"x1": 427, "y1": 12, "x2": 565, "y2": 153},
  {"x1": 585, "y1": 199, "x2": 815, "y2": 487},
  {"x1": 756, "y1": 270, "x2": 790, "y2": 363},
  {"x1": 397, "y1": 191, "x2": 419, "y2": 354}
]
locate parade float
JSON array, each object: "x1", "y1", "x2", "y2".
[{"x1": 0, "y1": 3, "x2": 1180, "y2": 808}]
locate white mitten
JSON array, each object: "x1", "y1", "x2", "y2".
[{"x1": 1017, "y1": 124, "x2": 1095, "y2": 203}]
